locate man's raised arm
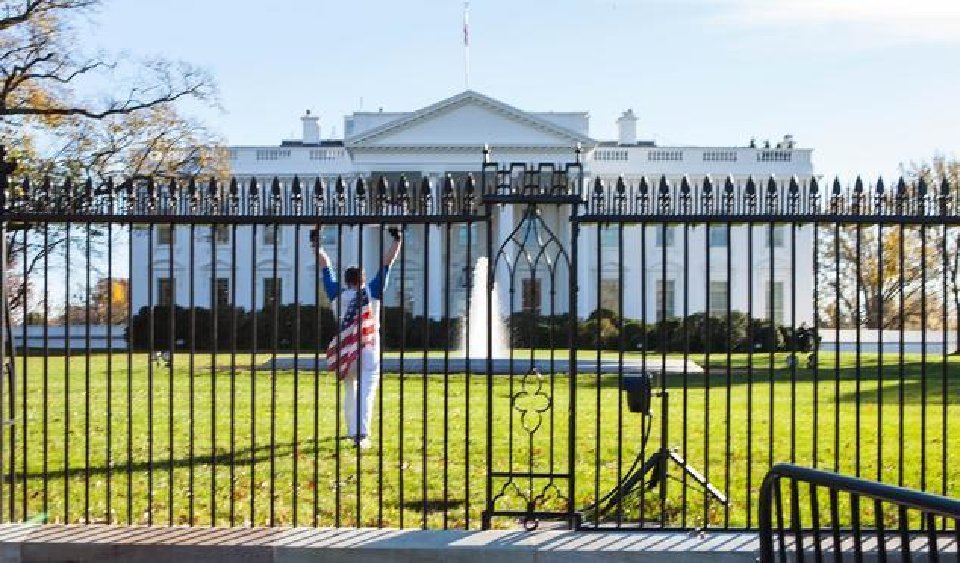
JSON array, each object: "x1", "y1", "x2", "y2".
[{"x1": 383, "y1": 227, "x2": 402, "y2": 267}]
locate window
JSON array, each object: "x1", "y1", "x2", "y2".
[
  {"x1": 767, "y1": 281, "x2": 784, "y2": 324},
  {"x1": 213, "y1": 278, "x2": 230, "y2": 307},
  {"x1": 263, "y1": 278, "x2": 282, "y2": 309},
  {"x1": 765, "y1": 225, "x2": 785, "y2": 248},
  {"x1": 709, "y1": 281, "x2": 728, "y2": 318},
  {"x1": 593, "y1": 150, "x2": 629, "y2": 161},
  {"x1": 709, "y1": 225, "x2": 728, "y2": 247},
  {"x1": 309, "y1": 149, "x2": 341, "y2": 160},
  {"x1": 263, "y1": 226, "x2": 283, "y2": 246},
  {"x1": 600, "y1": 279, "x2": 620, "y2": 315},
  {"x1": 655, "y1": 226, "x2": 674, "y2": 247},
  {"x1": 458, "y1": 224, "x2": 478, "y2": 247},
  {"x1": 228, "y1": 149, "x2": 239, "y2": 160},
  {"x1": 703, "y1": 150, "x2": 737, "y2": 162},
  {"x1": 522, "y1": 278, "x2": 541, "y2": 314},
  {"x1": 158, "y1": 278, "x2": 174, "y2": 307},
  {"x1": 656, "y1": 279, "x2": 675, "y2": 321},
  {"x1": 255, "y1": 149, "x2": 291, "y2": 161},
  {"x1": 601, "y1": 226, "x2": 619, "y2": 248},
  {"x1": 647, "y1": 150, "x2": 683, "y2": 162},
  {"x1": 213, "y1": 225, "x2": 230, "y2": 244},
  {"x1": 320, "y1": 226, "x2": 337, "y2": 246},
  {"x1": 157, "y1": 225, "x2": 174, "y2": 245},
  {"x1": 757, "y1": 150, "x2": 792, "y2": 162}
]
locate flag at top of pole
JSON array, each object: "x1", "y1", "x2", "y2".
[{"x1": 463, "y1": 1, "x2": 470, "y2": 89}]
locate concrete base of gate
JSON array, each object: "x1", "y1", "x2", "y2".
[
  {"x1": 0, "y1": 525, "x2": 757, "y2": 562},
  {"x1": 260, "y1": 355, "x2": 703, "y2": 375},
  {"x1": 0, "y1": 525, "x2": 955, "y2": 562}
]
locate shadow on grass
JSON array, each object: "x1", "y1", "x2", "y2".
[
  {"x1": 588, "y1": 361, "x2": 959, "y2": 404},
  {"x1": 9, "y1": 437, "x2": 357, "y2": 481}
]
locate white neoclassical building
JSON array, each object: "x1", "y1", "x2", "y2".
[{"x1": 130, "y1": 90, "x2": 816, "y2": 325}]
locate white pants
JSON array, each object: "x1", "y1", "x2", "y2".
[{"x1": 343, "y1": 347, "x2": 380, "y2": 438}]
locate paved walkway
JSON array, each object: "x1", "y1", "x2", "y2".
[
  {"x1": 0, "y1": 525, "x2": 954, "y2": 562},
  {"x1": 0, "y1": 525, "x2": 755, "y2": 562}
]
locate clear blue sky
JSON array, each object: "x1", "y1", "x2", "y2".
[{"x1": 91, "y1": 0, "x2": 959, "y2": 181}]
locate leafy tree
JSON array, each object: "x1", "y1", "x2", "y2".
[{"x1": 0, "y1": 0, "x2": 226, "y2": 320}]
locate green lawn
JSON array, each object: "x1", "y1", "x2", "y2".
[{"x1": 2, "y1": 350, "x2": 957, "y2": 529}]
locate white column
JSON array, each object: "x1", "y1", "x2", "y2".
[
  {"x1": 428, "y1": 225, "x2": 443, "y2": 319},
  {"x1": 576, "y1": 224, "x2": 591, "y2": 320}
]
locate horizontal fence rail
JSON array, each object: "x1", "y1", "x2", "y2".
[
  {"x1": 759, "y1": 463, "x2": 960, "y2": 562},
  {"x1": 0, "y1": 146, "x2": 957, "y2": 531}
]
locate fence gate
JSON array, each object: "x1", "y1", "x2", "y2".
[{"x1": 480, "y1": 156, "x2": 583, "y2": 529}]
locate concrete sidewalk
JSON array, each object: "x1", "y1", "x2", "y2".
[{"x1": 0, "y1": 525, "x2": 756, "y2": 562}]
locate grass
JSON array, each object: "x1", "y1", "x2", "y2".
[{"x1": 1, "y1": 349, "x2": 957, "y2": 529}]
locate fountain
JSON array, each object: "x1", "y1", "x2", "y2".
[{"x1": 458, "y1": 256, "x2": 509, "y2": 359}]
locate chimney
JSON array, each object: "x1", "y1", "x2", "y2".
[
  {"x1": 301, "y1": 109, "x2": 320, "y2": 144},
  {"x1": 616, "y1": 109, "x2": 638, "y2": 145}
]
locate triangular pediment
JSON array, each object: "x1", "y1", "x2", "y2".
[{"x1": 347, "y1": 91, "x2": 593, "y2": 148}]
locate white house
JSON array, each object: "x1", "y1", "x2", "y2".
[{"x1": 130, "y1": 90, "x2": 816, "y2": 326}]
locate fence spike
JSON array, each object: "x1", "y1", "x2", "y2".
[
  {"x1": 377, "y1": 175, "x2": 389, "y2": 201},
  {"x1": 702, "y1": 175, "x2": 713, "y2": 195},
  {"x1": 638, "y1": 176, "x2": 649, "y2": 196},
  {"x1": 355, "y1": 176, "x2": 366, "y2": 199}
]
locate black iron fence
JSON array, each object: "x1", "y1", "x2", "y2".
[
  {"x1": 0, "y1": 146, "x2": 957, "y2": 532},
  {"x1": 759, "y1": 463, "x2": 960, "y2": 562}
]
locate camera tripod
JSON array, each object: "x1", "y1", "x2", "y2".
[{"x1": 586, "y1": 381, "x2": 726, "y2": 523}]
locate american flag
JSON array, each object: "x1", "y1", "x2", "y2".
[{"x1": 326, "y1": 289, "x2": 375, "y2": 379}]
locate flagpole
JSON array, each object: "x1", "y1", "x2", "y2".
[{"x1": 463, "y1": 1, "x2": 470, "y2": 90}]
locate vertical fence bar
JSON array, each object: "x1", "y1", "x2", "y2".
[
  {"x1": 703, "y1": 221, "x2": 712, "y2": 529},
  {"x1": 270, "y1": 221, "x2": 279, "y2": 527},
  {"x1": 724, "y1": 219, "x2": 732, "y2": 528},
  {"x1": 464, "y1": 219, "x2": 473, "y2": 529},
  {"x1": 125, "y1": 220, "x2": 132, "y2": 524},
  {"x1": 766, "y1": 221, "x2": 774, "y2": 484},
  {"x1": 898, "y1": 220, "x2": 905, "y2": 489},
  {"x1": 0, "y1": 211, "x2": 6, "y2": 522},
  {"x1": 21, "y1": 225, "x2": 28, "y2": 521},
  {"x1": 877, "y1": 222, "x2": 884, "y2": 485},
  {"x1": 747, "y1": 221, "x2": 754, "y2": 527},
  {"x1": 833, "y1": 218, "x2": 840, "y2": 477},
  {"x1": 855, "y1": 219, "x2": 862, "y2": 480},
  {"x1": 292, "y1": 222, "x2": 300, "y2": 527},
  {"x1": 105, "y1": 213, "x2": 113, "y2": 523},
  {"x1": 63, "y1": 220, "x2": 72, "y2": 522},
  {"x1": 43, "y1": 222, "x2": 50, "y2": 519},
  {"x1": 146, "y1": 221, "x2": 153, "y2": 524},
  {"x1": 443, "y1": 221, "x2": 451, "y2": 529},
  {"x1": 812, "y1": 223, "x2": 820, "y2": 471},
  {"x1": 210, "y1": 220, "x2": 218, "y2": 527},
  {"x1": 594, "y1": 223, "x2": 601, "y2": 528},
  {"x1": 167, "y1": 219, "x2": 175, "y2": 526},
  {"x1": 681, "y1": 219, "x2": 689, "y2": 529},
  {"x1": 421, "y1": 221, "x2": 429, "y2": 530},
  {"x1": 920, "y1": 222, "x2": 928, "y2": 496},
  {"x1": 229, "y1": 221, "x2": 238, "y2": 526},
  {"x1": 249, "y1": 220, "x2": 258, "y2": 525},
  {"x1": 189, "y1": 221, "x2": 196, "y2": 525},
  {"x1": 312, "y1": 219, "x2": 321, "y2": 528}
]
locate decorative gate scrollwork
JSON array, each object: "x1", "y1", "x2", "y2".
[{"x1": 480, "y1": 151, "x2": 582, "y2": 529}]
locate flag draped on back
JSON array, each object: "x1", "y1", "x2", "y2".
[{"x1": 326, "y1": 288, "x2": 375, "y2": 379}]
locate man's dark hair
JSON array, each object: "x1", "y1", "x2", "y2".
[{"x1": 345, "y1": 267, "x2": 364, "y2": 286}]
